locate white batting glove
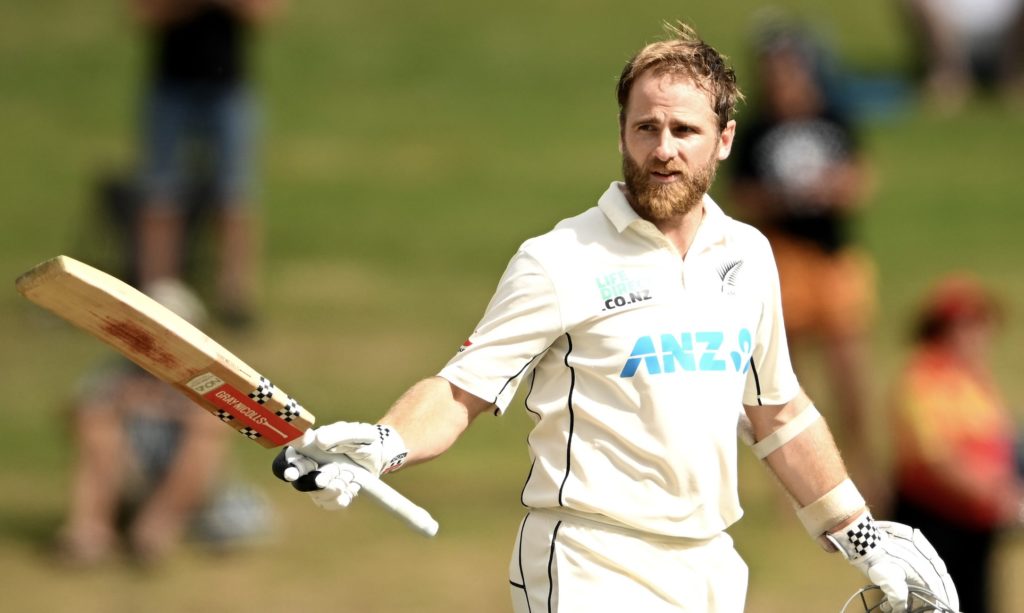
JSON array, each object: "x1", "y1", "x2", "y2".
[
  {"x1": 272, "y1": 447, "x2": 317, "y2": 482},
  {"x1": 826, "y1": 511, "x2": 959, "y2": 613},
  {"x1": 308, "y1": 422, "x2": 409, "y2": 476},
  {"x1": 304, "y1": 462, "x2": 364, "y2": 510},
  {"x1": 271, "y1": 445, "x2": 365, "y2": 510},
  {"x1": 271, "y1": 422, "x2": 409, "y2": 511}
]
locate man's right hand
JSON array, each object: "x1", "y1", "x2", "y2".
[
  {"x1": 271, "y1": 445, "x2": 364, "y2": 510},
  {"x1": 271, "y1": 421, "x2": 409, "y2": 510}
]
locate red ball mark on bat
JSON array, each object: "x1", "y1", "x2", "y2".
[{"x1": 100, "y1": 320, "x2": 178, "y2": 369}]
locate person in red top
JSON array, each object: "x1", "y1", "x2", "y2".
[{"x1": 889, "y1": 273, "x2": 1024, "y2": 613}]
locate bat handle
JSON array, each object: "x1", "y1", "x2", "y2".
[{"x1": 296, "y1": 443, "x2": 440, "y2": 537}]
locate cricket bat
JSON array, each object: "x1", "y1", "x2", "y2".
[{"x1": 15, "y1": 255, "x2": 438, "y2": 537}]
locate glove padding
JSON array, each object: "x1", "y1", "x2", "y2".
[
  {"x1": 826, "y1": 511, "x2": 959, "y2": 613},
  {"x1": 310, "y1": 422, "x2": 409, "y2": 476},
  {"x1": 271, "y1": 445, "x2": 365, "y2": 510},
  {"x1": 270, "y1": 422, "x2": 409, "y2": 511}
]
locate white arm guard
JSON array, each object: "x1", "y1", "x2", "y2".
[
  {"x1": 796, "y1": 478, "x2": 866, "y2": 544},
  {"x1": 750, "y1": 403, "x2": 821, "y2": 459}
]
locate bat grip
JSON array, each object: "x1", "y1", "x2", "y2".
[{"x1": 297, "y1": 443, "x2": 440, "y2": 537}]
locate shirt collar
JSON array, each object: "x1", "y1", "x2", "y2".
[
  {"x1": 597, "y1": 181, "x2": 729, "y2": 252},
  {"x1": 597, "y1": 182, "x2": 640, "y2": 233}
]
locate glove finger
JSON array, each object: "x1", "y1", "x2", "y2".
[
  {"x1": 908, "y1": 528, "x2": 943, "y2": 567},
  {"x1": 313, "y1": 422, "x2": 379, "y2": 452},
  {"x1": 314, "y1": 463, "x2": 358, "y2": 489},
  {"x1": 271, "y1": 448, "x2": 292, "y2": 482},
  {"x1": 874, "y1": 523, "x2": 959, "y2": 611},
  {"x1": 284, "y1": 447, "x2": 319, "y2": 481},
  {"x1": 291, "y1": 470, "x2": 324, "y2": 492},
  {"x1": 881, "y1": 530, "x2": 950, "y2": 598},
  {"x1": 309, "y1": 487, "x2": 350, "y2": 510},
  {"x1": 308, "y1": 479, "x2": 362, "y2": 510},
  {"x1": 273, "y1": 447, "x2": 319, "y2": 483},
  {"x1": 870, "y1": 566, "x2": 909, "y2": 613}
]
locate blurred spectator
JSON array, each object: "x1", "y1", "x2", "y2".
[
  {"x1": 131, "y1": 0, "x2": 285, "y2": 327},
  {"x1": 54, "y1": 279, "x2": 271, "y2": 567},
  {"x1": 899, "y1": 0, "x2": 1024, "y2": 111},
  {"x1": 729, "y1": 18, "x2": 879, "y2": 500},
  {"x1": 888, "y1": 274, "x2": 1023, "y2": 613}
]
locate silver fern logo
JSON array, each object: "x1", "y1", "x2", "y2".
[{"x1": 717, "y1": 260, "x2": 744, "y2": 295}]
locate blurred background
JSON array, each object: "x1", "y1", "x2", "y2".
[{"x1": 2, "y1": 0, "x2": 1022, "y2": 611}]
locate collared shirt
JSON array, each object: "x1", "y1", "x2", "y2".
[{"x1": 439, "y1": 182, "x2": 800, "y2": 538}]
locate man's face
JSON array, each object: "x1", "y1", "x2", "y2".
[{"x1": 619, "y1": 70, "x2": 735, "y2": 222}]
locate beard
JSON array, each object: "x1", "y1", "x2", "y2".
[{"x1": 621, "y1": 150, "x2": 719, "y2": 223}]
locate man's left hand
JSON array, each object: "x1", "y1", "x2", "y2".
[{"x1": 827, "y1": 511, "x2": 959, "y2": 613}]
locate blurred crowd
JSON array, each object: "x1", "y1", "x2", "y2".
[
  {"x1": 900, "y1": 0, "x2": 1024, "y2": 113},
  {"x1": 55, "y1": 279, "x2": 271, "y2": 567},
  {"x1": 130, "y1": 0, "x2": 284, "y2": 327},
  {"x1": 54, "y1": 0, "x2": 285, "y2": 568}
]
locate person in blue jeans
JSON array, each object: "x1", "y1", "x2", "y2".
[{"x1": 131, "y1": 0, "x2": 284, "y2": 326}]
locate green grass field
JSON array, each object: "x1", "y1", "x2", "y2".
[{"x1": 2, "y1": 1, "x2": 1023, "y2": 611}]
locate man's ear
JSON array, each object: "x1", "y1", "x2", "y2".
[{"x1": 717, "y1": 119, "x2": 736, "y2": 161}]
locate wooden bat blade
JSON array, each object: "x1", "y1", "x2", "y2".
[
  {"x1": 16, "y1": 255, "x2": 439, "y2": 537},
  {"x1": 16, "y1": 255, "x2": 314, "y2": 448}
]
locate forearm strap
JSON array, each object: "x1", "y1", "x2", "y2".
[
  {"x1": 796, "y1": 478, "x2": 866, "y2": 550},
  {"x1": 751, "y1": 403, "x2": 821, "y2": 459}
]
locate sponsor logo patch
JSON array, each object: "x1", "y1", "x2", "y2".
[
  {"x1": 620, "y1": 328, "x2": 753, "y2": 377},
  {"x1": 595, "y1": 270, "x2": 654, "y2": 311}
]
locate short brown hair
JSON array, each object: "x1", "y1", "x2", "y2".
[{"x1": 617, "y1": 22, "x2": 743, "y2": 131}]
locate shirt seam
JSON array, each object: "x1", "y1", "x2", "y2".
[{"x1": 517, "y1": 250, "x2": 567, "y2": 335}]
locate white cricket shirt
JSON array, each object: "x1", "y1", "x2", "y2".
[{"x1": 439, "y1": 182, "x2": 800, "y2": 539}]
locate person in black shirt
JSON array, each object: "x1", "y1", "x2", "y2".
[
  {"x1": 729, "y1": 20, "x2": 881, "y2": 503},
  {"x1": 131, "y1": 0, "x2": 283, "y2": 326}
]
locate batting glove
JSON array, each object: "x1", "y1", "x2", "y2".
[
  {"x1": 271, "y1": 446, "x2": 364, "y2": 510},
  {"x1": 271, "y1": 422, "x2": 409, "y2": 510},
  {"x1": 826, "y1": 511, "x2": 959, "y2": 613},
  {"x1": 308, "y1": 422, "x2": 409, "y2": 476}
]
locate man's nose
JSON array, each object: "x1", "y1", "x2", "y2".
[{"x1": 653, "y1": 130, "x2": 678, "y2": 161}]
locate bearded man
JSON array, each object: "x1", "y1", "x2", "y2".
[{"x1": 272, "y1": 22, "x2": 958, "y2": 613}]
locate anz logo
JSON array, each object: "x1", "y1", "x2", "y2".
[{"x1": 620, "y1": 328, "x2": 753, "y2": 377}]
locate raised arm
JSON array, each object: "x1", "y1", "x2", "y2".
[
  {"x1": 377, "y1": 376, "x2": 494, "y2": 466},
  {"x1": 271, "y1": 377, "x2": 492, "y2": 511}
]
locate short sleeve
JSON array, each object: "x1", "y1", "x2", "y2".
[
  {"x1": 743, "y1": 242, "x2": 800, "y2": 406},
  {"x1": 439, "y1": 249, "x2": 564, "y2": 411}
]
